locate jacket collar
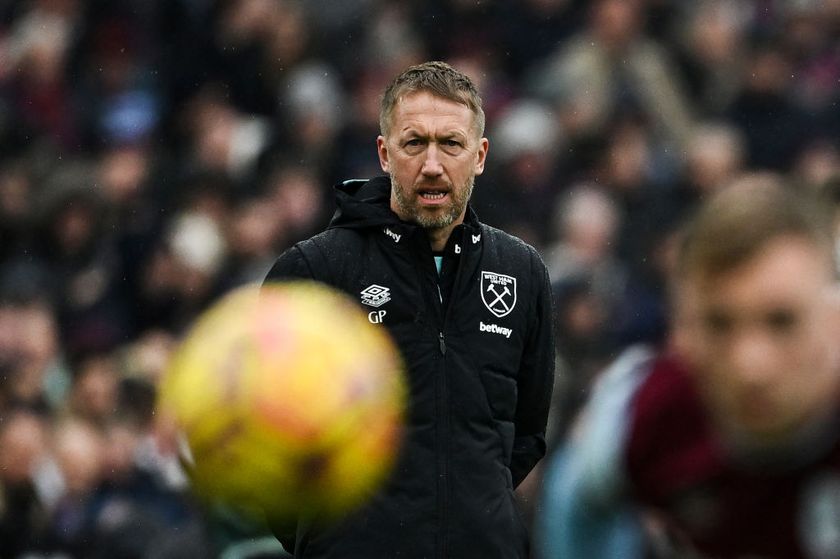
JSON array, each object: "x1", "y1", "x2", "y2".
[{"x1": 329, "y1": 176, "x2": 483, "y2": 251}]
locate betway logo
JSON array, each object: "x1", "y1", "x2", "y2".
[
  {"x1": 479, "y1": 321, "x2": 512, "y2": 339},
  {"x1": 384, "y1": 227, "x2": 401, "y2": 243}
]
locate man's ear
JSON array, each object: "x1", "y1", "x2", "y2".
[
  {"x1": 668, "y1": 280, "x2": 701, "y2": 367},
  {"x1": 474, "y1": 138, "x2": 489, "y2": 176},
  {"x1": 826, "y1": 283, "x2": 840, "y2": 338},
  {"x1": 821, "y1": 283, "x2": 840, "y2": 371},
  {"x1": 377, "y1": 136, "x2": 390, "y2": 173}
]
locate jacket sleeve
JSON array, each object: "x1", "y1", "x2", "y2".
[{"x1": 510, "y1": 250, "x2": 555, "y2": 487}]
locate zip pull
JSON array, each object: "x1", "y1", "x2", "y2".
[{"x1": 438, "y1": 332, "x2": 446, "y2": 355}]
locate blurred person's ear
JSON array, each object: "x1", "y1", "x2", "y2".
[
  {"x1": 667, "y1": 278, "x2": 701, "y2": 366},
  {"x1": 822, "y1": 283, "x2": 840, "y2": 371}
]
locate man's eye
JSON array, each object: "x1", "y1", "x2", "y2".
[
  {"x1": 704, "y1": 312, "x2": 731, "y2": 335},
  {"x1": 767, "y1": 310, "x2": 797, "y2": 333},
  {"x1": 440, "y1": 139, "x2": 464, "y2": 154},
  {"x1": 404, "y1": 139, "x2": 423, "y2": 147}
]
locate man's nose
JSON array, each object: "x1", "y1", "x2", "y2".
[
  {"x1": 729, "y1": 329, "x2": 777, "y2": 387},
  {"x1": 421, "y1": 144, "x2": 444, "y2": 176}
]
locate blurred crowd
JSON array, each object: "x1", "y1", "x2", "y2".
[{"x1": 1, "y1": 0, "x2": 840, "y2": 557}]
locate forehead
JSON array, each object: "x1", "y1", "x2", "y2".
[
  {"x1": 390, "y1": 91, "x2": 475, "y2": 134},
  {"x1": 682, "y1": 236, "x2": 832, "y2": 311}
]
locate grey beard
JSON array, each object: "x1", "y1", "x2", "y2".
[{"x1": 390, "y1": 175, "x2": 474, "y2": 230}]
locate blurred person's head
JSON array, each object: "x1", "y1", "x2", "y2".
[
  {"x1": 377, "y1": 61, "x2": 488, "y2": 249},
  {"x1": 176, "y1": 170, "x2": 236, "y2": 224},
  {"x1": 118, "y1": 329, "x2": 175, "y2": 387},
  {"x1": 602, "y1": 114, "x2": 653, "y2": 193},
  {"x1": 350, "y1": 67, "x2": 395, "y2": 131},
  {"x1": 492, "y1": 99, "x2": 563, "y2": 187},
  {"x1": 589, "y1": 0, "x2": 644, "y2": 52},
  {"x1": 7, "y1": 4, "x2": 74, "y2": 86},
  {"x1": 552, "y1": 184, "x2": 620, "y2": 266},
  {"x1": 183, "y1": 85, "x2": 270, "y2": 179},
  {"x1": 793, "y1": 141, "x2": 840, "y2": 191},
  {"x1": 681, "y1": 0, "x2": 748, "y2": 67},
  {"x1": 229, "y1": 195, "x2": 285, "y2": 260},
  {"x1": 265, "y1": 164, "x2": 324, "y2": 241},
  {"x1": 100, "y1": 419, "x2": 141, "y2": 483},
  {"x1": 0, "y1": 162, "x2": 35, "y2": 231},
  {"x1": 38, "y1": 162, "x2": 103, "y2": 260},
  {"x1": 684, "y1": 122, "x2": 745, "y2": 194},
  {"x1": 363, "y1": 3, "x2": 426, "y2": 79},
  {"x1": 68, "y1": 353, "x2": 120, "y2": 426},
  {"x1": 283, "y1": 62, "x2": 346, "y2": 153},
  {"x1": 0, "y1": 297, "x2": 61, "y2": 406},
  {"x1": 97, "y1": 145, "x2": 151, "y2": 208},
  {"x1": 217, "y1": 0, "x2": 281, "y2": 46},
  {"x1": 51, "y1": 417, "x2": 105, "y2": 498},
  {"x1": 166, "y1": 210, "x2": 228, "y2": 302},
  {"x1": 672, "y1": 176, "x2": 840, "y2": 454},
  {"x1": 743, "y1": 42, "x2": 793, "y2": 96},
  {"x1": 0, "y1": 408, "x2": 49, "y2": 486},
  {"x1": 781, "y1": 0, "x2": 833, "y2": 57},
  {"x1": 264, "y1": 0, "x2": 310, "y2": 70}
]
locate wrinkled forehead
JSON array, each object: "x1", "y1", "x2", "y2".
[{"x1": 385, "y1": 89, "x2": 482, "y2": 136}]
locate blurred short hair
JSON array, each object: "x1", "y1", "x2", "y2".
[
  {"x1": 379, "y1": 61, "x2": 485, "y2": 138},
  {"x1": 677, "y1": 174, "x2": 836, "y2": 280}
]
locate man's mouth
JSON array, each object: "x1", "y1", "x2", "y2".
[{"x1": 419, "y1": 191, "x2": 447, "y2": 200}]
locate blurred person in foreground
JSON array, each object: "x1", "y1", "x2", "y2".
[
  {"x1": 537, "y1": 177, "x2": 840, "y2": 558},
  {"x1": 264, "y1": 61, "x2": 555, "y2": 558}
]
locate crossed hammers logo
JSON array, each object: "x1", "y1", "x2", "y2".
[
  {"x1": 481, "y1": 271, "x2": 516, "y2": 318},
  {"x1": 486, "y1": 283, "x2": 511, "y2": 313}
]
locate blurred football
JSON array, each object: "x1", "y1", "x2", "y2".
[{"x1": 158, "y1": 281, "x2": 405, "y2": 521}]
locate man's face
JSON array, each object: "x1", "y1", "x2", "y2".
[
  {"x1": 675, "y1": 235, "x2": 840, "y2": 445},
  {"x1": 377, "y1": 90, "x2": 488, "y2": 232}
]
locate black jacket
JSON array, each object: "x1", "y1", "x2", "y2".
[{"x1": 264, "y1": 176, "x2": 555, "y2": 558}]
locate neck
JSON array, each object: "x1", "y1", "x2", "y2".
[{"x1": 427, "y1": 225, "x2": 455, "y2": 252}]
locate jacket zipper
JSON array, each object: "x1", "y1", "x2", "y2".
[
  {"x1": 437, "y1": 227, "x2": 469, "y2": 559},
  {"x1": 416, "y1": 227, "x2": 469, "y2": 559},
  {"x1": 434, "y1": 275, "x2": 448, "y2": 559}
]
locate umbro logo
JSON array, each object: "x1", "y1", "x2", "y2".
[{"x1": 360, "y1": 284, "x2": 391, "y2": 308}]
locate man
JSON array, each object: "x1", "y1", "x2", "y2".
[
  {"x1": 536, "y1": 177, "x2": 840, "y2": 558},
  {"x1": 264, "y1": 61, "x2": 555, "y2": 558}
]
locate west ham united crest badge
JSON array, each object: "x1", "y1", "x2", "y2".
[{"x1": 481, "y1": 271, "x2": 517, "y2": 318}]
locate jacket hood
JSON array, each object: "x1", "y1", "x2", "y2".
[
  {"x1": 328, "y1": 175, "x2": 480, "y2": 231},
  {"x1": 328, "y1": 176, "x2": 399, "y2": 230}
]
